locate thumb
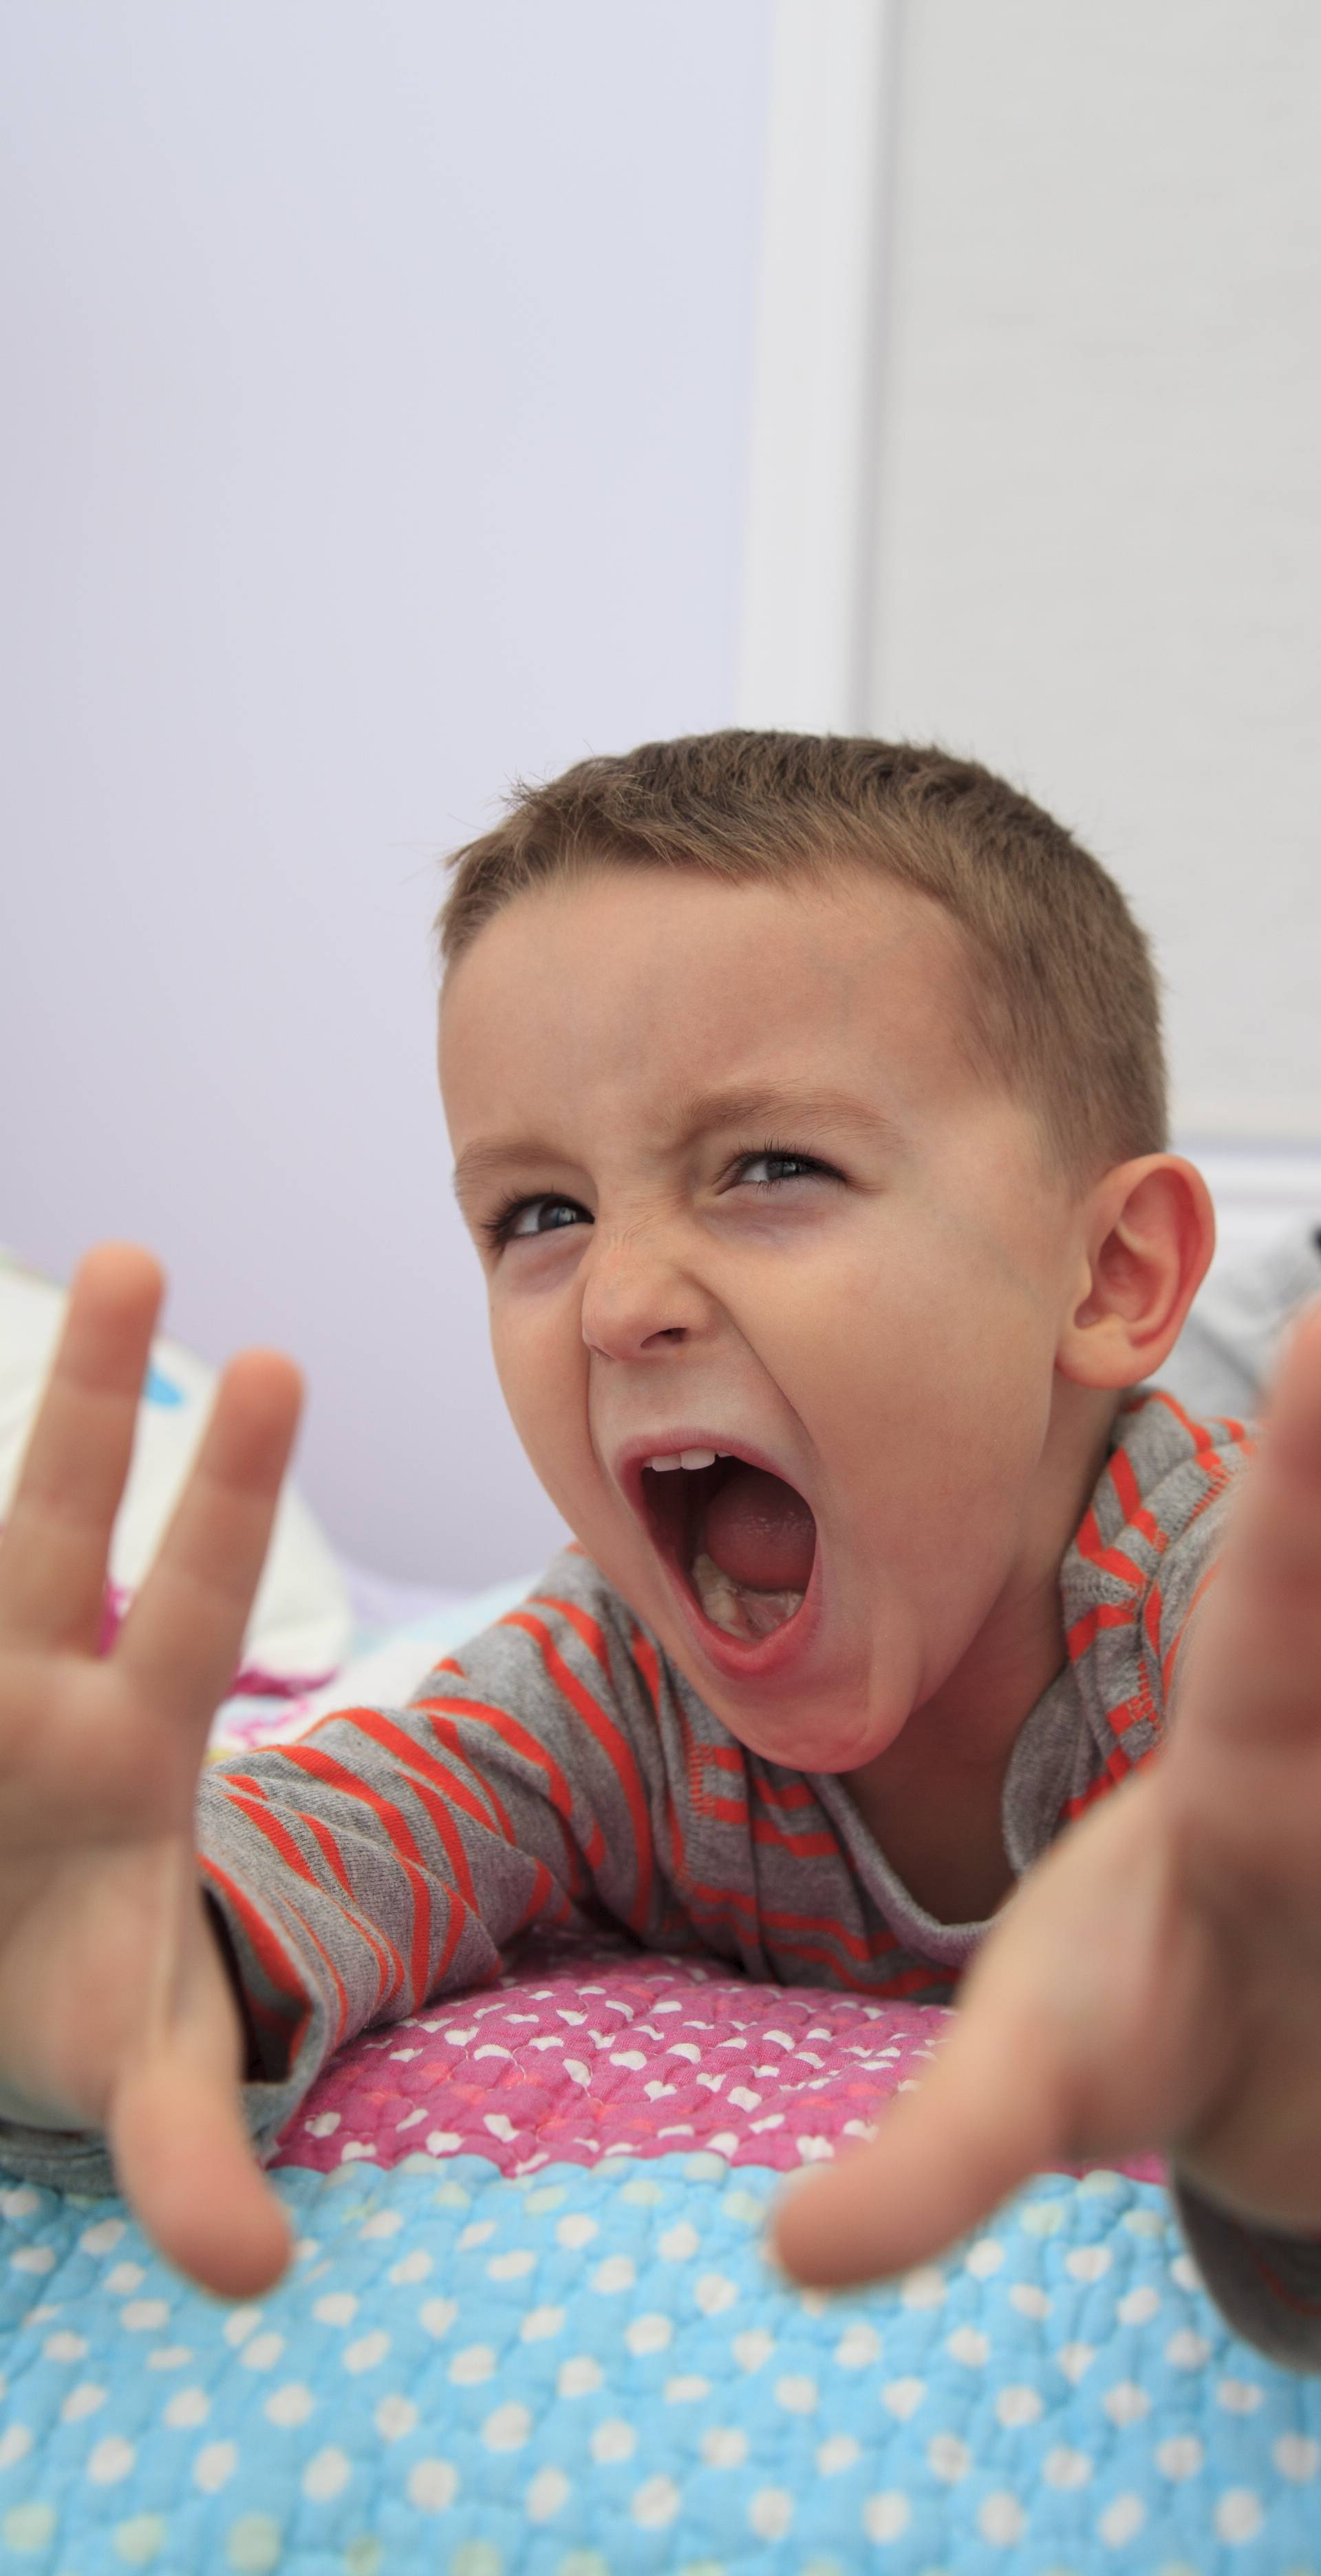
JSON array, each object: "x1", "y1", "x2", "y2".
[
  {"x1": 771, "y1": 1772, "x2": 1216, "y2": 2290},
  {"x1": 771, "y1": 1992, "x2": 1067, "y2": 2289},
  {"x1": 109, "y1": 2052, "x2": 293, "y2": 2299}
]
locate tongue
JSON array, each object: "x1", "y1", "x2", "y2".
[{"x1": 703, "y1": 1463, "x2": 816, "y2": 1593}]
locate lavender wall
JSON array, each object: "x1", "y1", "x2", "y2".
[{"x1": 0, "y1": 3, "x2": 772, "y2": 1583}]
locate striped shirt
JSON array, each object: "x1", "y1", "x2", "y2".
[{"x1": 196, "y1": 1384, "x2": 1250, "y2": 2135}]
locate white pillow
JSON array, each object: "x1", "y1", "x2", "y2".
[{"x1": 0, "y1": 1250, "x2": 352, "y2": 1685}]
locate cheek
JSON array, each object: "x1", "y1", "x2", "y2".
[
  {"x1": 790, "y1": 1237, "x2": 1057, "y2": 1525},
  {"x1": 489, "y1": 1296, "x2": 573, "y2": 1475},
  {"x1": 488, "y1": 1291, "x2": 610, "y2": 1541}
]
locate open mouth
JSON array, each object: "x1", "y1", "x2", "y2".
[{"x1": 638, "y1": 1450, "x2": 818, "y2": 1644}]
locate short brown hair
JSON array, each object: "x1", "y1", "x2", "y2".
[{"x1": 436, "y1": 730, "x2": 1167, "y2": 1181}]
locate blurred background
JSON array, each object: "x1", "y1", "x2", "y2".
[{"x1": 3, "y1": 0, "x2": 1320, "y2": 1592}]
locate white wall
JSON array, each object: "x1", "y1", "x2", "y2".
[
  {"x1": 868, "y1": 0, "x2": 1321, "y2": 1146},
  {"x1": 741, "y1": 1, "x2": 1321, "y2": 1157},
  {"x1": 0, "y1": 2, "x2": 772, "y2": 1585}
]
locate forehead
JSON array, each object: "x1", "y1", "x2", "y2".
[{"x1": 438, "y1": 863, "x2": 979, "y2": 1135}]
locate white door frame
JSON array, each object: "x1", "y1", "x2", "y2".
[{"x1": 736, "y1": 0, "x2": 903, "y2": 736}]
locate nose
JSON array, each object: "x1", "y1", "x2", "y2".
[{"x1": 579, "y1": 1223, "x2": 712, "y2": 1362}]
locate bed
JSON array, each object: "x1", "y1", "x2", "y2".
[
  {"x1": 1, "y1": 1932, "x2": 1318, "y2": 2571},
  {"x1": 2, "y1": 1186, "x2": 1321, "y2": 2571}
]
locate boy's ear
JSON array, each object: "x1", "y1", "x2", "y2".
[{"x1": 1057, "y1": 1155, "x2": 1216, "y2": 1391}]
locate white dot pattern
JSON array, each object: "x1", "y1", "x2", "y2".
[{"x1": 0, "y1": 1942, "x2": 1315, "y2": 2570}]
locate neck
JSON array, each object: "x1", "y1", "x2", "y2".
[{"x1": 844, "y1": 1380, "x2": 1119, "y2": 1923}]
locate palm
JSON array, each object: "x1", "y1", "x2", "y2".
[
  {"x1": 0, "y1": 1245, "x2": 302, "y2": 2294},
  {"x1": 0, "y1": 1656, "x2": 208, "y2": 2127}
]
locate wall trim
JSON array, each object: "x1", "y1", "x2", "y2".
[{"x1": 736, "y1": 0, "x2": 903, "y2": 736}]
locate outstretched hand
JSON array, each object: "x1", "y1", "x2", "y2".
[
  {"x1": 0, "y1": 1245, "x2": 302, "y2": 2297},
  {"x1": 774, "y1": 1303, "x2": 1321, "y2": 2288}
]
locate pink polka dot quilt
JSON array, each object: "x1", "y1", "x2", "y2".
[{"x1": 280, "y1": 1939, "x2": 952, "y2": 2182}]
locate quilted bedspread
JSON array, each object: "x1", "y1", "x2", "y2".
[{"x1": 1, "y1": 1938, "x2": 1320, "y2": 2574}]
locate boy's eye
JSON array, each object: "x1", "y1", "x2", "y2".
[
  {"x1": 735, "y1": 1148, "x2": 837, "y2": 1190},
  {"x1": 484, "y1": 1148, "x2": 838, "y2": 1248},
  {"x1": 488, "y1": 1194, "x2": 591, "y2": 1246}
]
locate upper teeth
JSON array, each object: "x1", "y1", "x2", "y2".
[{"x1": 647, "y1": 1448, "x2": 721, "y2": 1472}]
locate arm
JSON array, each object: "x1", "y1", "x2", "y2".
[{"x1": 171, "y1": 1565, "x2": 678, "y2": 2167}]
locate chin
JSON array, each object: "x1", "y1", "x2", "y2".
[
  {"x1": 707, "y1": 1693, "x2": 906, "y2": 1776},
  {"x1": 641, "y1": 1619, "x2": 907, "y2": 1773}
]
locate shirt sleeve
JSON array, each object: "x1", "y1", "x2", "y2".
[
  {"x1": 1172, "y1": 2178, "x2": 1321, "y2": 2373},
  {"x1": 198, "y1": 1552, "x2": 684, "y2": 2151},
  {"x1": 0, "y1": 1552, "x2": 684, "y2": 2196}
]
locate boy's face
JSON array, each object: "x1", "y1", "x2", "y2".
[{"x1": 440, "y1": 864, "x2": 1092, "y2": 1772}]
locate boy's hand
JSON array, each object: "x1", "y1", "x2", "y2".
[
  {"x1": 0, "y1": 1245, "x2": 301, "y2": 2298},
  {"x1": 775, "y1": 1303, "x2": 1321, "y2": 2289}
]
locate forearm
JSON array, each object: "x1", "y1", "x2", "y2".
[
  {"x1": 193, "y1": 1746, "x2": 546, "y2": 2162},
  {"x1": 189, "y1": 1587, "x2": 666, "y2": 2152}
]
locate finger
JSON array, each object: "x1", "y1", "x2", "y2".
[
  {"x1": 1271, "y1": 1296, "x2": 1321, "y2": 1450},
  {"x1": 110, "y1": 2050, "x2": 294, "y2": 2299},
  {"x1": 1238, "y1": 1300, "x2": 1321, "y2": 1581},
  {"x1": 115, "y1": 1350, "x2": 303, "y2": 1738},
  {"x1": 1174, "y1": 1303, "x2": 1321, "y2": 1757},
  {"x1": 770, "y1": 1991, "x2": 1068, "y2": 2289},
  {"x1": 0, "y1": 1245, "x2": 164, "y2": 1652}
]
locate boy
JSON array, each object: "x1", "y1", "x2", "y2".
[{"x1": 1, "y1": 732, "x2": 1320, "y2": 2369}]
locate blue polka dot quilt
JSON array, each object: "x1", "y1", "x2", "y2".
[{"x1": 1, "y1": 1940, "x2": 1318, "y2": 2573}]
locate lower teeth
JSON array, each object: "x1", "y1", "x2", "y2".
[{"x1": 689, "y1": 1549, "x2": 805, "y2": 1641}]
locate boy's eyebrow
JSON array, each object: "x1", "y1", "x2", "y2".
[
  {"x1": 451, "y1": 1084, "x2": 900, "y2": 1211},
  {"x1": 451, "y1": 1137, "x2": 566, "y2": 1212},
  {"x1": 669, "y1": 1082, "x2": 903, "y2": 1150}
]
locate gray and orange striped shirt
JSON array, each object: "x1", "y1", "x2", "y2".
[{"x1": 196, "y1": 1385, "x2": 1249, "y2": 2133}]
